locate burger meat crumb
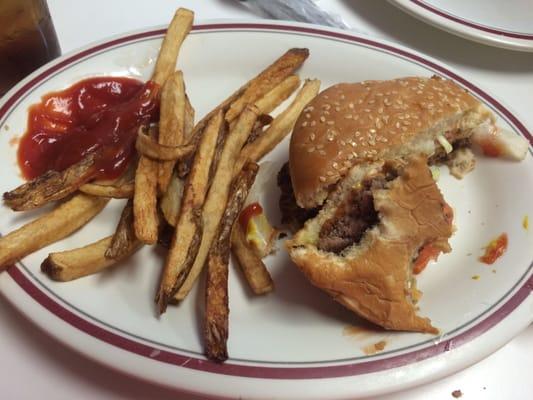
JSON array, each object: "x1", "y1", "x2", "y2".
[{"x1": 451, "y1": 389, "x2": 463, "y2": 398}]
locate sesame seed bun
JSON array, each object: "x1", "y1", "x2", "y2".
[
  {"x1": 286, "y1": 155, "x2": 453, "y2": 333},
  {"x1": 289, "y1": 76, "x2": 493, "y2": 209}
]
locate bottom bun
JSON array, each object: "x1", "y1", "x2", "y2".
[{"x1": 286, "y1": 155, "x2": 453, "y2": 334}]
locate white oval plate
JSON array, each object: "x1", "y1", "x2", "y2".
[
  {"x1": 0, "y1": 20, "x2": 532, "y2": 400},
  {"x1": 389, "y1": 0, "x2": 533, "y2": 52}
]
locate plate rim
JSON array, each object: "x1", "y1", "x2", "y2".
[
  {"x1": 389, "y1": 0, "x2": 533, "y2": 52},
  {"x1": 0, "y1": 19, "x2": 532, "y2": 398}
]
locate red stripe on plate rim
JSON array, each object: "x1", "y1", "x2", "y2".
[
  {"x1": 409, "y1": 0, "x2": 533, "y2": 40},
  {"x1": 1, "y1": 22, "x2": 532, "y2": 380}
]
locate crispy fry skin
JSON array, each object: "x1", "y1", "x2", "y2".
[
  {"x1": 159, "y1": 172, "x2": 184, "y2": 227},
  {"x1": 235, "y1": 79, "x2": 321, "y2": 173},
  {"x1": 174, "y1": 105, "x2": 260, "y2": 301},
  {"x1": 244, "y1": 114, "x2": 273, "y2": 146},
  {"x1": 231, "y1": 224, "x2": 274, "y2": 295},
  {"x1": 106, "y1": 199, "x2": 139, "y2": 260},
  {"x1": 225, "y1": 48, "x2": 309, "y2": 123},
  {"x1": 0, "y1": 194, "x2": 108, "y2": 270},
  {"x1": 184, "y1": 95, "x2": 195, "y2": 140},
  {"x1": 133, "y1": 154, "x2": 160, "y2": 244},
  {"x1": 136, "y1": 127, "x2": 194, "y2": 161},
  {"x1": 205, "y1": 162, "x2": 259, "y2": 361},
  {"x1": 3, "y1": 152, "x2": 99, "y2": 211},
  {"x1": 254, "y1": 75, "x2": 300, "y2": 115},
  {"x1": 158, "y1": 71, "x2": 186, "y2": 193},
  {"x1": 42, "y1": 235, "x2": 141, "y2": 281},
  {"x1": 157, "y1": 111, "x2": 223, "y2": 313},
  {"x1": 79, "y1": 182, "x2": 134, "y2": 198},
  {"x1": 151, "y1": 9, "x2": 194, "y2": 86}
]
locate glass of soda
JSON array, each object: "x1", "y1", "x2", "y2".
[{"x1": 0, "y1": 0, "x2": 61, "y2": 97}]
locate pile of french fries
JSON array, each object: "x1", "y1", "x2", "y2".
[{"x1": 0, "y1": 8, "x2": 320, "y2": 361}]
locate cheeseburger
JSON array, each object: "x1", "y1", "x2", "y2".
[{"x1": 281, "y1": 76, "x2": 497, "y2": 333}]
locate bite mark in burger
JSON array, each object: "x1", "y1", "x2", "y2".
[{"x1": 286, "y1": 156, "x2": 453, "y2": 333}]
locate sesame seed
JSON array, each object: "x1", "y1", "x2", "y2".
[
  {"x1": 349, "y1": 103, "x2": 354, "y2": 109},
  {"x1": 324, "y1": 110, "x2": 330, "y2": 115},
  {"x1": 319, "y1": 176, "x2": 326, "y2": 182},
  {"x1": 332, "y1": 162, "x2": 338, "y2": 169},
  {"x1": 310, "y1": 133, "x2": 316, "y2": 141},
  {"x1": 310, "y1": 121, "x2": 316, "y2": 126},
  {"x1": 319, "y1": 150, "x2": 326, "y2": 155},
  {"x1": 340, "y1": 95, "x2": 345, "y2": 100},
  {"x1": 340, "y1": 140, "x2": 346, "y2": 146},
  {"x1": 378, "y1": 107, "x2": 383, "y2": 114},
  {"x1": 307, "y1": 146, "x2": 315, "y2": 153},
  {"x1": 316, "y1": 144, "x2": 324, "y2": 150},
  {"x1": 326, "y1": 120, "x2": 334, "y2": 125},
  {"x1": 358, "y1": 99, "x2": 363, "y2": 104},
  {"x1": 369, "y1": 128, "x2": 376, "y2": 133},
  {"x1": 335, "y1": 106, "x2": 341, "y2": 112},
  {"x1": 323, "y1": 104, "x2": 331, "y2": 110},
  {"x1": 302, "y1": 121, "x2": 308, "y2": 127},
  {"x1": 305, "y1": 113, "x2": 311, "y2": 119},
  {"x1": 355, "y1": 131, "x2": 361, "y2": 136},
  {"x1": 324, "y1": 95, "x2": 329, "y2": 99},
  {"x1": 320, "y1": 116, "x2": 326, "y2": 123},
  {"x1": 364, "y1": 109, "x2": 371, "y2": 113},
  {"x1": 345, "y1": 114, "x2": 353, "y2": 119},
  {"x1": 333, "y1": 101, "x2": 340, "y2": 106},
  {"x1": 368, "y1": 99, "x2": 375, "y2": 104}
]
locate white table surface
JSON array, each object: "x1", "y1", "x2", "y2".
[{"x1": 1, "y1": 1, "x2": 532, "y2": 399}]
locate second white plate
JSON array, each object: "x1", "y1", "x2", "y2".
[{"x1": 389, "y1": 0, "x2": 533, "y2": 52}]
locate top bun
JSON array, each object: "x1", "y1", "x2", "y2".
[{"x1": 289, "y1": 76, "x2": 492, "y2": 208}]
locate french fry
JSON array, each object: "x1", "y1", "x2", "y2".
[
  {"x1": 254, "y1": 75, "x2": 300, "y2": 115},
  {"x1": 106, "y1": 199, "x2": 139, "y2": 260},
  {"x1": 157, "y1": 110, "x2": 224, "y2": 312},
  {"x1": 234, "y1": 79, "x2": 321, "y2": 173},
  {"x1": 205, "y1": 161, "x2": 259, "y2": 361},
  {"x1": 159, "y1": 171, "x2": 184, "y2": 227},
  {"x1": 224, "y1": 48, "x2": 309, "y2": 123},
  {"x1": 152, "y1": 8, "x2": 194, "y2": 86},
  {"x1": 3, "y1": 152, "x2": 99, "y2": 211},
  {"x1": 136, "y1": 127, "x2": 194, "y2": 161},
  {"x1": 174, "y1": 105, "x2": 260, "y2": 301},
  {"x1": 158, "y1": 71, "x2": 186, "y2": 193},
  {"x1": 184, "y1": 95, "x2": 195, "y2": 140},
  {"x1": 187, "y1": 48, "x2": 309, "y2": 150},
  {"x1": 133, "y1": 152, "x2": 159, "y2": 244},
  {"x1": 0, "y1": 194, "x2": 108, "y2": 270},
  {"x1": 134, "y1": 8, "x2": 193, "y2": 244},
  {"x1": 79, "y1": 182, "x2": 134, "y2": 198},
  {"x1": 41, "y1": 235, "x2": 141, "y2": 281},
  {"x1": 231, "y1": 224, "x2": 274, "y2": 295}
]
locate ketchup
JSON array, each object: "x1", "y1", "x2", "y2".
[
  {"x1": 18, "y1": 77, "x2": 159, "y2": 180},
  {"x1": 239, "y1": 202, "x2": 263, "y2": 230},
  {"x1": 479, "y1": 233, "x2": 508, "y2": 265}
]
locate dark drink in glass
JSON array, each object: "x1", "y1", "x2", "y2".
[{"x1": 0, "y1": 0, "x2": 60, "y2": 97}]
